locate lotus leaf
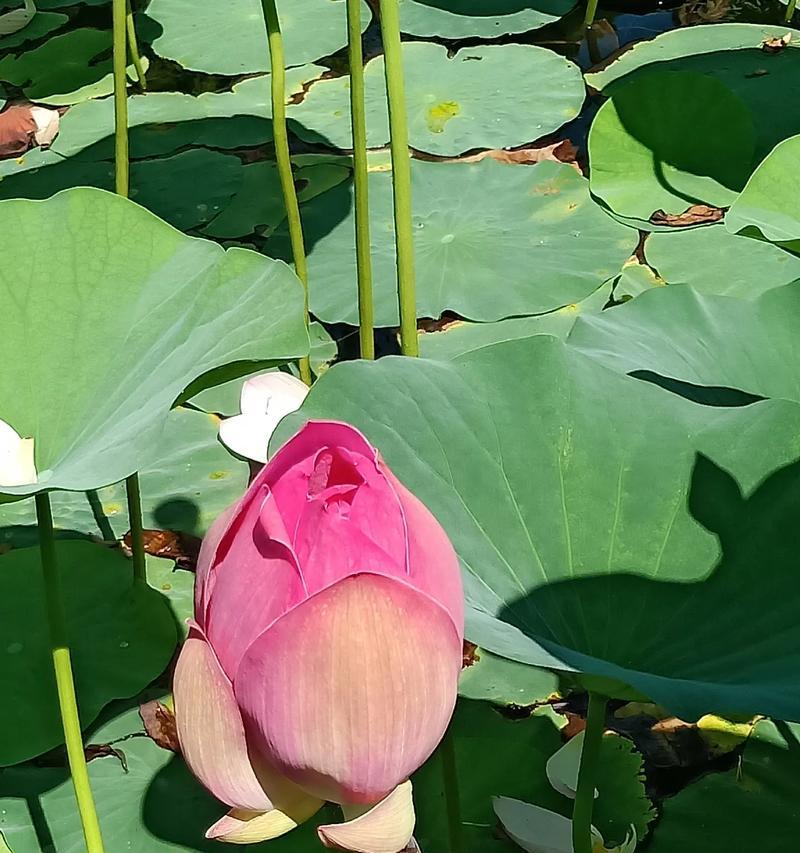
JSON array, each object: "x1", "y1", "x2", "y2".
[
  {"x1": 0, "y1": 11, "x2": 66, "y2": 49},
  {"x1": 297, "y1": 159, "x2": 635, "y2": 325},
  {"x1": 281, "y1": 335, "x2": 800, "y2": 721},
  {"x1": 588, "y1": 71, "x2": 756, "y2": 220},
  {"x1": 0, "y1": 187, "x2": 307, "y2": 498},
  {"x1": 289, "y1": 42, "x2": 585, "y2": 156}
]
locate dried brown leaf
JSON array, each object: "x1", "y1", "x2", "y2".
[
  {"x1": 0, "y1": 105, "x2": 36, "y2": 159},
  {"x1": 139, "y1": 699, "x2": 180, "y2": 752},
  {"x1": 650, "y1": 204, "x2": 725, "y2": 227},
  {"x1": 462, "y1": 641, "x2": 481, "y2": 669},
  {"x1": 122, "y1": 528, "x2": 201, "y2": 569},
  {"x1": 444, "y1": 140, "x2": 581, "y2": 173},
  {"x1": 762, "y1": 32, "x2": 792, "y2": 53}
]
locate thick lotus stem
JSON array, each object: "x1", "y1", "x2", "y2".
[
  {"x1": 125, "y1": 473, "x2": 146, "y2": 582},
  {"x1": 260, "y1": 0, "x2": 313, "y2": 385},
  {"x1": 572, "y1": 692, "x2": 608, "y2": 853},
  {"x1": 378, "y1": 0, "x2": 418, "y2": 357},
  {"x1": 112, "y1": 0, "x2": 129, "y2": 196},
  {"x1": 347, "y1": 0, "x2": 375, "y2": 360},
  {"x1": 584, "y1": 0, "x2": 599, "y2": 28},
  {"x1": 36, "y1": 493, "x2": 105, "y2": 853},
  {"x1": 126, "y1": 0, "x2": 147, "y2": 89},
  {"x1": 441, "y1": 725, "x2": 464, "y2": 853}
]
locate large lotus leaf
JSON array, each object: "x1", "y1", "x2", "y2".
[
  {"x1": 567, "y1": 283, "x2": 800, "y2": 403},
  {"x1": 0, "y1": 28, "x2": 142, "y2": 104},
  {"x1": 645, "y1": 225, "x2": 800, "y2": 297},
  {"x1": 289, "y1": 42, "x2": 585, "y2": 156},
  {"x1": 0, "y1": 542, "x2": 176, "y2": 765},
  {"x1": 420, "y1": 282, "x2": 612, "y2": 360},
  {"x1": 585, "y1": 24, "x2": 800, "y2": 159},
  {"x1": 0, "y1": 188, "x2": 307, "y2": 499},
  {"x1": 0, "y1": 407, "x2": 247, "y2": 546},
  {"x1": 726, "y1": 135, "x2": 800, "y2": 251},
  {"x1": 0, "y1": 702, "x2": 335, "y2": 852},
  {"x1": 281, "y1": 335, "x2": 800, "y2": 721},
  {"x1": 297, "y1": 159, "x2": 635, "y2": 325},
  {"x1": 48, "y1": 68, "x2": 323, "y2": 161},
  {"x1": 398, "y1": 0, "x2": 577, "y2": 37},
  {"x1": 647, "y1": 719, "x2": 800, "y2": 852},
  {"x1": 146, "y1": 0, "x2": 369, "y2": 75},
  {"x1": 0, "y1": 150, "x2": 245, "y2": 231},
  {"x1": 146, "y1": 557, "x2": 195, "y2": 638},
  {"x1": 459, "y1": 650, "x2": 561, "y2": 708},
  {"x1": 588, "y1": 71, "x2": 756, "y2": 220},
  {"x1": 0, "y1": 11, "x2": 67, "y2": 49}
]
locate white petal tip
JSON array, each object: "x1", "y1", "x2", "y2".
[{"x1": 0, "y1": 420, "x2": 37, "y2": 488}]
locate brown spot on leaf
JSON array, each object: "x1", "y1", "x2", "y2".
[
  {"x1": 85, "y1": 743, "x2": 129, "y2": 770},
  {"x1": 650, "y1": 204, "x2": 725, "y2": 227},
  {"x1": 762, "y1": 32, "x2": 792, "y2": 53},
  {"x1": 140, "y1": 699, "x2": 180, "y2": 752}
]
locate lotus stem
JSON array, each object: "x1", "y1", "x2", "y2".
[
  {"x1": 260, "y1": 0, "x2": 313, "y2": 386},
  {"x1": 441, "y1": 725, "x2": 464, "y2": 853},
  {"x1": 126, "y1": 0, "x2": 147, "y2": 90},
  {"x1": 571, "y1": 692, "x2": 607, "y2": 853},
  {"x1": 347, "y1": 0, "x2": 375, "y2": 360},
  {"x1": 378, "y1": 0, "x2": 418, "y2": 357},
  {"x1": 125, "y1": 473, "x2": 147, "y2": 583},
  {"x1": 785, "y1": 0, "x2": 797, "y2": 21},
  {"x1": 112, "y1": 0, "x2": 129, "y2": 196},
  {"x1": 583, "y1": 0, "x2": 599, "y2": 27},
  {"x1": 35, "y1": 493, "x2": 106, "y2": 853}
]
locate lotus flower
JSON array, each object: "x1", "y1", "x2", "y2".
[
  {"x1": 0, "y1": 418, "x2": 36, "y2": 487},
  {"x1": 173, "y1": 421, "x2": 464, "y2": 850}
]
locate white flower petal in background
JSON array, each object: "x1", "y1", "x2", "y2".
[
  {"x1": 493, "y1": 797, "x2": 636, "y2": 853},
  {"x1": 0, "y1": 0, "x2": 36, "y2": 36},
  {"x1": 0, "y1": 418, "x2": 37, "y2": 487},
  {"x1": 218, "y1": 372, "x2": 308, "y2": 463},
  {"x1": 546, "y1": 731, "x2": 597, "y2": 800},
  {"x1": 29, "y1": 106, "x2": 60, "y2": 148}
]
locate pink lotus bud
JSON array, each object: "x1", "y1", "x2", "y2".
[{"x1": 174, "y1": 421, "x2": 464, "y2": 849}]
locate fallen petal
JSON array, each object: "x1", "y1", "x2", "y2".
[
  {"x1": 206, "y1": 798, "x2": 323, "y2": 844},
  {"x1": 239, "y1": 371, "x2": 308, "y2": 417},
  {"x1": 29, "y1": 106, "x2": 59, "y2": 148},
  {"x1": 318, "y1": 781, "x2": 415, "y2": 852},
  {"x1": 235, "y1": 573, "x2": 461, "y2": 804},
  {"x1": 0, "y1": 419, "x2": 36, "y2": 487},
  {"x1": 545, "y1": 732, "x2": 597, "y2": 801},
  {"x1": 493, "y1": 797, "x2": 606, "y2": 853}
]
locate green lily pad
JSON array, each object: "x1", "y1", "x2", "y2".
[
  {"x1": 0, "y1": 702, "x2": 336, "y2": 851},
  {"x1": 201, "y1": 160, "x2": 285, "y2": 239},
  {"x1": 588, "y1": 71, "x2": 756, "y2": 221},
  {"x1": 0, "y1": 28, "x2": 143, "y2": 105},
  {"x1": 146, "y1": 0, "x2": 370, "y2": 75},
  {"x1": 296, "y1": 159, "x2": 635, "y2": 326},
  {"x1": 0, "y1": 187, "x2": 307, "y2": 499},
  {"x1": 459, "y1": 650, "x2": 561, "y2": 708},
  {"x1": 289, "y1": 42, "x2": 585, "y2": 156},
  {"x1": 50, "y1": 69, "x2": 324, "y2": 161},
  {"x1": 419, "y1": 282, "x2": 612, "y2": 360},
  {"x1": 146, "y1": 557, "x2": 195, "y2": 637},
  {"x1": 585, "y1": 23, "x2": 800, "y2": 160},
  {"x1": 648, "y1": 719, "x2": 800, "y2": 853},
  {"x1": 645, "y1": 225, "x2": 800, "y2": 297},
  {"x1": 398, "y1": 0, "x2": 578, "y2": 38},
  {"x1": 567, "y1": 283, "x2": 800, "y2": 403},
  {"x1": 0, "y1": 11, "x2": 67, "y2": 50},
  {"x1": 0, "y1": 407, "x2": 248, "y2": 545},
  {"x1": 726, "y1": 134, "x2": 800, "y2": 251},
  {"x1": 282, "y1": 334, "x2": 800, "y2": 721},
  {"x1": 0, "y1": 541, "x2": 176, "y2": 765},
  {"x1": 613, "y1": 261, "x2": 663, "y2": 301}
]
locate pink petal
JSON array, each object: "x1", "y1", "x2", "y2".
[
  {"x1": 206, "y1": 796, "x2": 323, "y2": 843},
  {"x1": 205, "y1": 488, "x2": 305, "y2": 680},
  {"x1": 234, "y1": 573, "x2": 462, "y2": 805},
  {"x1": 172, "y1": 629, "x2": 273, "y2": 812},
  {"x1": 194, "y1": 502, "x2": 239, "y2": 629},
  {"x1": 383, "y1": 468, "x2": 464, "y2": 643},
  {"x1": 318, "y1": 781, "x2": 415, "y2": 852}
]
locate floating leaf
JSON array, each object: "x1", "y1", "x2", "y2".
[
  {"x1": 0, "y1": 188, "x2": 307, "y2": 499},
  {"x1": 0, "y1": 542, "x2": 176, "y2": 764},
  {"x1": 0, "y1": 10, "x2": 66, "y2": 49},
  {"x1": 297, "y1": 159, "x2": 635, "y2": 325},
  {"x1": 588, "y1": 71, "x2": 756, "y2": 221},
  {"x1": 289, "y1": 42, "x2": 585, "y2": 156}
]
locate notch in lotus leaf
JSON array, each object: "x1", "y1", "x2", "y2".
[{"x1": 0, "y1": 186, "x2": 309, "y2": 500}]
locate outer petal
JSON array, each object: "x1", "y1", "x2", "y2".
[
  {"x1": 173, "y1": 628, "x2": 305, "y2": 813},
  {"x1": 493, "y1": 799, "x2": 611, "y2": 853},
  {"x1": 384, "y1": 468, "x2": 464, "y2": 642},
  {"x1": 318, "y1": 781, "x2": 415, "y2": 853},
  {"x1": 206, "y1": 797, "x2": 323, "y2": 844},
  {"x1": 0, "y1": 419, "x2": 36, "y2": 488},
  {"x1": 235, "y1": 573, "x2": 462, "y2": 805},
  {"x1": 546, "y1": 732, "x2": 597, "y2": 801},
  {"x1": 194, "y1": 502, "x2": 239, "y2": 629}
]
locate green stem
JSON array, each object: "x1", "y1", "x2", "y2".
[
  {"x1": 583, "y1": 0, "x2": 599, "y2": 28},
  {"x1": 35, "y1": 493, "x2": 105, "y2": 853},
  {"x1": 378, "y1": 0, "x2": 418, "y2": 357},
  {"x1": 786, "y1": 0, "x2": 797, "y2": 22},
  {"x1": 126, "y1": 0, "x2": 147, "y2": 90},
  {"x1": 441, "y1": 725, "x2": 464, "y2": 853},
  {"x1": 125, "y1": 473, "x2": 147, "y2": 583},
  {"x1": 112, "y1": 0, "x2": 129, "y2": 196},
  {"x1": 260, "y1": 0, "x2": 312, "y2": 386},
  {"x1": 572, "y1": 693, "x2": 607, "y2": 853},
  {"x1": 347, "y1": 0, "x2": 375, "y2": 360}
]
